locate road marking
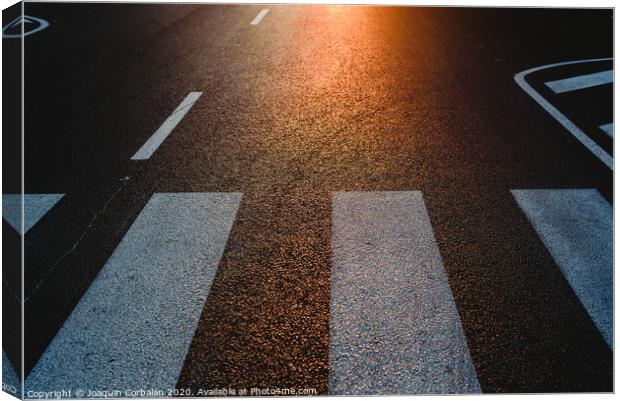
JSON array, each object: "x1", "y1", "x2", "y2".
[
  {"x1": 131, "y1": 92, "x2": 202, "y2": 160},
  {"x1": 250, "y1": 8, "x2": 269, "y2": 25},
  {"x1": 545, "y1": 70, "x2": 613, "y2": 94},
  {"x1": 2, "y1": 194, "x2": 64, "y2": 235},
  {"x1": 2, "y1": 15, "x2": 50, "y2": 38},
  {"x1": 2, "y1": 352, "x2": 20, "y2": 396},
  {"x1": 514, "y1": 58, "x2": 613, "y2": 170},
  {"x1": 26, "y1": 192, "x2": 242, "y2": 392},
  {"x1": 329, "y1": 191, "x2": 481, "y2": 395},
  {"x1": 599, "y1": 123, "x2": 613, "y2": 138},
  {"x1": 512, "y1": 189, "x2": 612, "y2": 348}
]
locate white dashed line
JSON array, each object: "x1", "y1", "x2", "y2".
[
  {"x1": 512, "y1": 189, "x2": 613, "y2": 348},
  {"x1": 26, "y1": 192, "x2": 242, "y2": 391},
  {"x1": 329, "y1": 191, "x2": 481, "y2": 395},
  {"x1": 131, "y1": 92, "x2": 202, "y2": 160},
  {"x1": 599, "y1": 123, "x2": 613, "y2": 138},
  {"x1": 250, "y1": 8, "x2": 269, "y2": 26},
  {"x1": 545, "y1": 70, "x2": 612, "y2": 94},
  {"x1": 514, "y1": 58, "x2": 613, "y2": 170}
]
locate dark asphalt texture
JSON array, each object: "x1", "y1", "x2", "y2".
[
  {"x1": 3, "y1": 1, "x2": 24, "y2": 382},
  {"x1": 2, "y1": 3, "x2": 613, "y2": 394}
]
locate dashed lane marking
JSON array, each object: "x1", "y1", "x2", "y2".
[
  {"x1": 250, "y1": 8, "x2": 269, "y2": 26},
  {"x1": 131, "y1": 92, "x2": 202, "y2": 160},
  {"x1": 2, "y1": 194, "x2": 64, "y2": 235},
  {"x1": 329, "y1": 191, "x2": 481, "y2": 395},
  {"x1": 512, "y1": 189, "x2": 612, "y2": 348},
  {"x1": 545, "y1": 70, "x2": 613, "y2": 94},
  {"x1": 26, "y1": 192, "x2": 242, "y2": 392},
  {"x1": 514, "y1": 58, "x2": 613, "y2": 170}
]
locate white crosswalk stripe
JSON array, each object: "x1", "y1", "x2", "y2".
[
  {"x1": 16, "y1": 188, "x2": 614, "y2": 394},
  {"x1": 2, "y1": 194, "x2": 64, "y2": 234},
  {"x1": 329, "y1": 191, "x2": 480, "y2": 395},
  {"x1": 2, "y1": 352, "x2": 21, "y2": 397},
  {"x1": 599, "y1": 123, "x2": 613, "y2": 138},
  {"x1": 512, "y1": 189, "x2": 613, "y2": 348},
  {"x1": 26, "y1": 192, "x2": 242, "y2": 392}
]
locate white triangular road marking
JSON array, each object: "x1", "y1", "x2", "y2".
[{"x1": 2, "y1": 194, "x2": 64, "y2": 234}]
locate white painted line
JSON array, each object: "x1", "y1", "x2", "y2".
[
  {"x1": 512, "y1": 189, "x2": 612, "y2": 348},
  {"x1": 2, "y1": 352, "x2": 20, "y2": 397},
  {"x1": 545, "y1": 70, "x2": 612, "y2": 94},
  {"x1": 514, "y1": 58, "x2": 613, "y2": 170},
  {"x1": 2, "y1": 194, "x2": 64, "y2": 234},
  {"x1": 131, "y1": 92, "x2": 202, "y2": 160},
  {"x1": 599, "y1": 123, "x2": 613, "y2": 138},
  {"x1": 26, "y1": 192, "x2": 242, "y2": 392},
  {"x1": 250, "y1": 8, "x2": 269, "y2": 25},
  {"x1": 329, "y1": 191, "x2": 481, "y2": 395},
  {"x1": 2, "y1": 15, "x2": 50, "y2": 38}
]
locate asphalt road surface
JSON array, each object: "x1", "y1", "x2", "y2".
[{"x1": 2, "y1": 3, "x2": 614, "y2": 396}]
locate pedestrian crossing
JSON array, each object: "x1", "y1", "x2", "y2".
[
  {"x1": 512, "y1": 189, "x2": 613, "y2": 348},
  {"x1": 2, "y1": 194, "x2": 64, "y2": 235},
  {"x1": 25, "y1": 193, "x2": 241, "y2": 392},
  {"x1": 329, "y1": 191, "x2": 480, "y2": 394},
  {"x1": 2, "y1": 353, "x2": 20, "y2": 397},
  {"x1": 599, "y1": 123, "x2": 613, "y2": 138},
  {"x1": 3, "y1": 188, "x2": 613, "y2": 395}
]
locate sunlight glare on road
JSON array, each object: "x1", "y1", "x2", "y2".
[{"x1": 299, "y1": 6, "x2": 383, "y2": 92}]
